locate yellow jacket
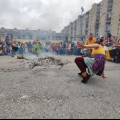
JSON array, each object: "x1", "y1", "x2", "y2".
[
  {"x1": 85, "y1": 37, "x2": 96, "y2": 50},
  {"x1": 85, "y1": 37, "x2": 96, "y2": 45}
]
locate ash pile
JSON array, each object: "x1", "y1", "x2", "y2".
[{"x1": 23, "y1": 56, "x2": 70, "y2": 71}]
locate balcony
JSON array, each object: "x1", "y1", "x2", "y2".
[
  {"x1": 97, "y1": 6, "x2": 101, "y2": 9},
  {"x1": 86, "y1": 22, "x2": 89, "y2": 25},
  {"x1": 106, "y1": 19, "x2": 111, "y2": 23},
  {"x1": 106, "y1": 17, "x2": 111, "y2": 20},
  {"x1": 106, "y1": 14, "x2": 112, "y2": 18},
  {"x1": 97, "y1": 3, "x2": 101, "y2": 7},
  {"x1": 95, "y1": 26, "x2": 99, "y2": 28},
  {"x1": 96, "y1": 11, "x2": 101, "y2": 14},
  {"x1": 106, "y1": 24, "x2": 111, "y2": 27},
  {"x1": 95, "y1": 23, "x2": 100, "y2": 26},
  {"x1": 108, "y1": 3, "x2": 113, "y2": 7},
  {"x1": 108, "y1": 0, "x2": 113, "y2": 4},
  {"x1": 80, "y1": 23, "x2": 83, "y2": 25},
  {"x1": 85, "y1": 32, "x2": 88, "y2": 35},
  {"x1": 80, "y1": 25, "x2": 83, "y2": 28},
  {"x1": 95, "y1": 32, "x2": 99, "y2": 36},
  {"x1": 96, "y1": 20, "x2": 100, "y2": 23},
  {"x1": 107, "y1": 9, "x2": 113, "y2": 13},
  {"x1": 96, "y1": 10, "x2": 101, "y2": 14},
  {"x1": 86, "y1": 17, "x2": 89, "y2": 21},
  {"x1": 95, "y1": 29, "x2": 99, "y2": 32},
  {"x1": 96, "y1": 17, "x2": 100, "y2": 21},
  {"x1": 105, "y1": 29, "x2": 111, "y2": 33},
  {"x1": 95, "y1": 25, "x2": 100, "y2": 28},
  {"x1": 107, "y1": 7, "x2": 113, "y2": 11},
  {"x1": 86, "y1": 15, "x2": 89, "y2": 19},
  {"x1": 96, "y1": 11, "x2": 100, "y2": 14},
  {"x1": 96, "y1": 15, "x2": 100, "y2": 19},
  {"x1": 105, "y1": 26, "x2": 111, "y2": 32}
]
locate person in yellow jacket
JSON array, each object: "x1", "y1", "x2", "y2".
[{"x1": 85, "y1": 33, "x2": 96, "y2": 56}]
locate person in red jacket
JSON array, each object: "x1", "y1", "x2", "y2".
[{"x1": 55, "y1": 43, "x2": 60, "y2": 54}]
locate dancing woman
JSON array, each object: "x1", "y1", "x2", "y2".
[{"x1": 75, "y1": 38, "x2": 107, "y2": 84}]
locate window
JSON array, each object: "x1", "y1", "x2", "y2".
[
  {"x1": 118, "y1": 23, "x2": 120, "y2": 26},
  {"x1": 107, "y1": 13, "x2": 112, "y2": 17}
]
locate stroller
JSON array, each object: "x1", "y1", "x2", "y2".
[{"x1": 109, "y1": 47, "x2": 120, "y2": 63}]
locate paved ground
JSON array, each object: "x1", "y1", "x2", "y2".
[{"x1": 0, "y1": 55, "x2": 120, "y2": 119}]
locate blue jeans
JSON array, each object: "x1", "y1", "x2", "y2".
[
  {"x1": 63, "y1": 48, "x2": 67, "y2": 54},
  {"x1": 74, "y1": 48, "x2": 77, "y2": 55},
  {"x1": 76, "y1": 48, "x2": 81, "y2": 55},
  {"x1": 58, "y1": 48, "x2": 63, "y2": 55},
  {"x1": 71, "y1": 48, "x2": 76, "y2": 55},
  {"x1": 56, "y1": 50, "x2": 59, "y2": 54},
  {"x1": 12, "y1": 49, "x2": 15, "y2": 57},
  {"x1": 18, "y1": 49, "x2": 23, "y2": 55}
]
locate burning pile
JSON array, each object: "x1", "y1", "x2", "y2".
[{"x1": 23, "y1": 56, "x2": 70, "y2": 70}]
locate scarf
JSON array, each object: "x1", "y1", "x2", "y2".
[{"x1": 89, "y1": 37, "x2": 93, "y2": 41}]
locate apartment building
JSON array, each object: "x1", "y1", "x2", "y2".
[
  {"x1": 0, "y1": 27, "x2": 56, "y2": 40},
  {"x1": 61, "y1": 0, "x2": 120, "y2": 40}
]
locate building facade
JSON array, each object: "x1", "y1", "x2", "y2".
[
  {"x1": 61, "y1": 0, "x2": 120, "y2": 41},
  {"x1": 0, "y1": 27, "x2": 56, "y2": 41}
]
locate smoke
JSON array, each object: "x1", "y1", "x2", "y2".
[
  {"x1": 23, "y1": 53, "x2": 38, "y2": 59},
  {"x1": 23, "y1": 52, "x2": 55, "y2": 60},
  {"x1": 23, "y1": 41, "x2": 56, "y2": 60}
]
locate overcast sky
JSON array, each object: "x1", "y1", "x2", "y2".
[{"x1": 0, "y1": 0, "x2": 102, "y2": 32}]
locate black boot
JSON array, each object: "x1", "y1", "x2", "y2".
[
  {"x1": 78, "y1": 72, "x2": 82, "y2": 77},
  {"x1": 78, "y1": 71, "x2": 89, "y2": 77},
  {"x1": 81, "y1": 74, "x2": 91, "y2": 84}
]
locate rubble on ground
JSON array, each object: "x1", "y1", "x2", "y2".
[
  {"x1": 23, "y1": 56, "x2": 70, "y2": 70},
  {"x1": 17, "y1": 54, "x2": 25, "y2": 59}
]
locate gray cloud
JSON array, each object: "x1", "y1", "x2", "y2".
[{"x1": 0, "y1": 0, "x2": 102, "y2": 32}]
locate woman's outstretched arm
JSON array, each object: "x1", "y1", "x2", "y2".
[
  {"x1": 84, "y1": 44, "x2": 100, "y2": 48},
  {"x1": 77, "y1": 42, "x2": 100, "y2": 49}
]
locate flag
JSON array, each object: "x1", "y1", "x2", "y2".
[{"x1": 81, "y1": 6, "x2": 84, "y2": 12}]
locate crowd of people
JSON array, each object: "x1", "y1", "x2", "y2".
[
  {"x1": 0, "y1": 39, "x2": 44, "y2": 57},
  {"x1": 0, "y1": 33, "x2": 120, "y2": 62},
  {"x1": 0, "y1": 39, "x2": 84, "y2": 57}
]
